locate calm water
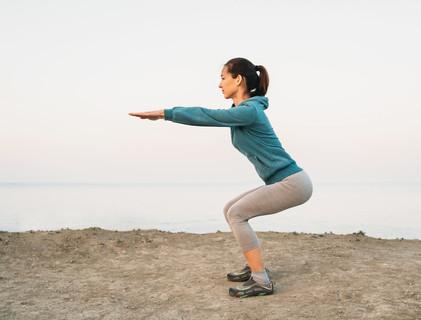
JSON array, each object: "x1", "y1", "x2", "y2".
[{"x1": 1, "y1": 181, "x2": 420, "y2": 239}]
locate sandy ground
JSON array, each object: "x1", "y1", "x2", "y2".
[{"x1": 0, "y1": 228, "x2": 420, "y2": 320}]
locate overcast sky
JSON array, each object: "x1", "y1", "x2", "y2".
[{"x1": 1, "y1": 0, "x2": 420, "y2": 184}]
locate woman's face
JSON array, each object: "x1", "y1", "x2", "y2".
[{"x1": 219, "y1": 67, "x2": 240, "y2": 99}]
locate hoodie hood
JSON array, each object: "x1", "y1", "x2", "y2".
[{"x1": 240, "y1": 96, "x2": 269, "y2": 110}]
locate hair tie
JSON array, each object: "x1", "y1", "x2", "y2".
[{"x1": 255, "y1": 65, "x2": 259, "y2": 72}]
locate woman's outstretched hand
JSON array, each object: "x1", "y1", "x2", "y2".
[{"x1": 129, "y1": 110, "x2": 165, "y2": 121}]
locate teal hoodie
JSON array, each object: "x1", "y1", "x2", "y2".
[{"x1": 164, "y1": 96, "x2": 302, "y2": 185}]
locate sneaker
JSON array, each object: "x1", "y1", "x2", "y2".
[
  {"x1": 226, "y1": 265, "x2": 251, "y2": 282},
  {"x1": 229, "y1": 277, "x2": 274, "y2": 298}
]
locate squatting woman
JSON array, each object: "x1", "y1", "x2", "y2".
[{"x1": 129, "y1": 57, "x2": 313, "y2": 298}]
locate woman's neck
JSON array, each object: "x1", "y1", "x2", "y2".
[{"x1": 232, "y1": 92, "x2": 251, "y2": 106}]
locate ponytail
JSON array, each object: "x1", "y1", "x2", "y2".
[
  {"x1": 254, "y1": 65, "x2": 269, "y2": 97},
  {"x1": 224, "y1": 58, "x2": 269, "y2": 97}
]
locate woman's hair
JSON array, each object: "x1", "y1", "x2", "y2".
[{"x1": 224, "y1": 57, "x2": 269, "y2": 97}]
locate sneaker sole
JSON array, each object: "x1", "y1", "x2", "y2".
[{"x1": 228, "y1": 288, "x2": 274, "y2": 298}]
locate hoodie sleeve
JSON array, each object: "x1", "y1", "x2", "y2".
[{"x1": 164, "y1": 104, "x2": 257, "y2": 127}]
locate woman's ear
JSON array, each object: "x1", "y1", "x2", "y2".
[{"x1": 236, "y1": 75, "x2": 243, "y2": 86}]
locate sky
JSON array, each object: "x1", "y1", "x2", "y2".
[{"x1": 1, "y1": 0, "x2": 420, "y2": 184}]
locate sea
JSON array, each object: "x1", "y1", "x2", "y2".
[{"x1": 1, "y1": 181, "x2": 420, "y2": 240}]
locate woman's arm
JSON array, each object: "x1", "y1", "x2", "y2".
[{"x1": 129, "y1": 104, "x2": 257, "y2": 127}]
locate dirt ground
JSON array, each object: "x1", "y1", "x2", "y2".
[{"x1": 0, "y1": 228, "x2": 420, "y2": 319}]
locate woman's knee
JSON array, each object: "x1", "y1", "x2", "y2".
[
  {"x1": 223, "y1": 198, "x2": 240, "y2": 221},
  {"x1": 223, "y1": 202, "x2": 231, "y2": 222},
  {"x1": 226, "y1": 204, "x2": 247, "y2": 225}
]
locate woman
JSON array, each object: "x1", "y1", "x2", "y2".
[{"x1": 129, "y1": 57, "x2": 313, "y2": 298}]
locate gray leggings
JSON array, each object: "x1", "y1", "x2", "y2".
[{"x1": 223, "y1": 170, "x2": 313, "y2": 252}]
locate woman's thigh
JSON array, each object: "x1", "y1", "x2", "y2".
[{"x1": 229, "y1": 171, "x2": 313, "y2": 221}]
